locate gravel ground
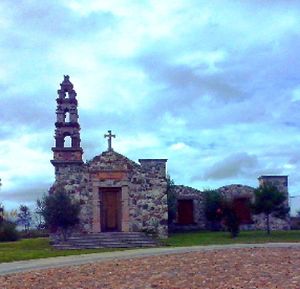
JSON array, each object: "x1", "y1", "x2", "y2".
[{"x1": 1, "y1": 247, "x2": 300, "y2": 289}]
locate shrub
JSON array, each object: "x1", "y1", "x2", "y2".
[
  {"x1": 41, "y1": 186, "x2": 81, "y2": 241},
  {"x1": 0, "y1": 220, "x2": 19, "y2": 242},
  {"x1": 19, "y1": 228, "x2": 49, "y2": 239}
]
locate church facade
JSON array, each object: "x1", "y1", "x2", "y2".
[
  {"x1": 51, "y1": 76, "x2": 168, "y2": 238},
  {"x1": 50, "y1": 76, "x2": 290, "y2": 240}
]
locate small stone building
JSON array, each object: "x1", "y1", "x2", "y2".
[{"x1": 50, "y1": 76, "x2": 290, "y2": 240}]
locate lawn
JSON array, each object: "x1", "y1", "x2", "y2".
[
  {"x1": 0, "y1": 238, "x2": 124, "y2": 263},
  {"x1": 0, "y1": 231, "x2": 300, "y2": 263},
  {"x1": 164, "y1": 230, "x2": 300, "y2": 246}
]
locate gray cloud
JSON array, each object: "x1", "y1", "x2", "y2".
[
  {"x1": 137, "y1": 53, "x2": 246, "y2": 105},
  {"x1": 1, "y1": 0, "x2": 300, "y2": 214},
  {"x1": 0, "y1": 93, "x2": 55, "y2": 130},
  {"x1": 202, "y1": 152, "x2": 259, "y2": 180},
  {"x1": 1, "y1": 0, "x2": 116, "y2": 41},
  {"x1": 1, "y1": 180, "x2": 52, "y2": 204}
]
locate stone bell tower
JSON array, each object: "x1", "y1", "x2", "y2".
[{"x1": 51, "y1": 75, "x2": 83, "y2": 179}]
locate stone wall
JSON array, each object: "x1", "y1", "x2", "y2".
[
  {"x1": 170, "y1": 178, "x2": 291, "y2": 233},
  {"x1": 51, "y1": 152, "x2": 290, "y2": 239},
  {"x1": 51, "y1": 150, "x2": 168, "y2": 239},
  {"x1": 51, "y1": 163, "x2": 92, "y2": 234},
  {"x1": 218, "y1": 183, "x2": 290, "y2": 231},
  {"x1": 139, "y1": 159, "x2": 167, "y2": 178}
]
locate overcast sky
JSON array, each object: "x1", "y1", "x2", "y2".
[{"x1": 1, "y1": 0, "x2": 300, "y2": 215}]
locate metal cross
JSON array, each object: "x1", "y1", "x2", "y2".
[{"x1": 104, "y1": 130, "x2": 116, "y2": 151}]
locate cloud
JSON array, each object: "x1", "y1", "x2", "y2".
[
  {"x1": 202, "y1": 152, "x2": 259, "y2": 180},
  {"x1": 0, "y1": 0, "x2": 300, "y2": 215},
  {"x1": 1, "y1": 180, "x2": 51, "y2": 205}
]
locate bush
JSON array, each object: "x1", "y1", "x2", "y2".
[
  {"x1": 0, "y1": 221, "x2": 19, "y2": 242},
  {"x1": 19, "y1": 228, "x2": 49, "y2": 239},
  {"x1": 41, "y1": 186, "x2": 81, "y2": 241}
]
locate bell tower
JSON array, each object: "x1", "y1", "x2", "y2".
[{"x1": 51, "y1": 75, "x2": 83, "y2": 173}]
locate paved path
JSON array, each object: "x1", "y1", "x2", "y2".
[{"x1": 1, "y1": 242, "x2": 300, "y2": 276}]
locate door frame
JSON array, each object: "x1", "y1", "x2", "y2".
[
  {"x1": 92, "y1": 183, "x2": 130, "y2": 233},
  {"x1": 100, "y1": 187, "x2": 122, "y2": 232}
]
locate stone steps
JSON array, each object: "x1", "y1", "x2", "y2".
[{"x1": 53, "y1": 232, "x2": 159, "y2": 250}]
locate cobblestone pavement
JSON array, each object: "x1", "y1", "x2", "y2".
[{"x1": 1, "y1": 247, "x2": 300, "y2": 289}]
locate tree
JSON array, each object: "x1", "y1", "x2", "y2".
[
  {"x1": 252, "y1": 185, "x2": 290, "y2": 234},
  {"x1": 34, "y1": 198, "x2": 46, "y2": 230},
  {"x1": 220, "y1": 200, "x2": 240, "y2": 238},
  {"x1": 0, "y1": 203, "x2": 3, "y2": 224},
  {"x1": 203, "y1": 190, "x2": 242, "y2": 237},
  {"x1": 3, "y1": 208, "x2": 18, "y2": 223},
  {"x1": 0, "y1": 204, "x2": 19, "y2": 242},
  {"x1": 166, "y1": 176, "x2": 176, "y2": 224},
  {"x1": 41, "y1": 187, "x2": 80, "y2": 241},
  {"x1": 0, "y1": 220, "x2": 19, "y2": 242},
  {"x1": 203, "y1": 189, "x2": 223, "y2": 231},
  {"x1": 17, "y1": 205, "x2": 32, "y2": 232},
  {"x1": 0, "y1": 179, "x2": 2, "y2": 223}
]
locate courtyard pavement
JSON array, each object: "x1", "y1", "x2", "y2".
[{"x1": 1, "y1": 242, "x2": 300, "y2": 276}]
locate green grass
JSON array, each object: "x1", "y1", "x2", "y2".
[
  {"x1": 1, "y1": 231, "x2": 300, "y2": 263},
  {"x1": 0, "y1": 238, "x2": 125, "y2": 263},
  {"x1": 163, "y1": 230, "x2": 300, "y2": 247}
]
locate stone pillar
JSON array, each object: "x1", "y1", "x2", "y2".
[
  {"x1": 139, "y1": 159, "x2": 168, "y2": 178},
  {"x1": 92, "y1": 185, "x2": 101, "y2": 233},
  {"x1": 121, "y1": 186, "x2": 129, "y2": 232},
  {"x1": 258, "y1": 175, "x2": 289, "y2": 205}
]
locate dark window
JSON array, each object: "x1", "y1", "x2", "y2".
[
  {"x1": 177, "y1": 199, "x2": 194, "y2": 225},
  {"x1": 233, "y1": 198, "x2": 252, "y2": 224}
]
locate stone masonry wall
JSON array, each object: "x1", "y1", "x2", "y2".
[
  {"x1": 218, "y1": 183, "x2": 290, "y2": 231},
  {"x1": 87, "y1": 151, "x2": 168, "y2": 238},
  {"x1": 170, "y1": 185, "x2": 206, "y2": 231},
  {"x1": 51, "y1": 164, "x2": 92, "y2": 234},
  {"x1": 170, "y1": 179, "x2": 290, "y2": 232},
  {"x1": 51, "y1": 153, "x2": 290, "y2": 239},
  {"x1": 51, "y1": 151, "x2": 168, "y2": 239}
]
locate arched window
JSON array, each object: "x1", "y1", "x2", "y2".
[
  {"x1": 64, "y1": 135, "x2": 72, "y2": 148},
  {"x1": 65, "y1": 111, "x2": 71, "y2": 123}
]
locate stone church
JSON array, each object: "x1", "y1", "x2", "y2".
[{"x1": 50, "y1": 76, "x2": 290, "y2": 240}]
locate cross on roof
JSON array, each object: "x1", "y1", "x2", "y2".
[{"x1": 104, "y1": 130, "x2": 116, "y2": 151}]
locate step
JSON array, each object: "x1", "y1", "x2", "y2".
[{"x1": 53, "y1": 232, "x2": 159, "y2": 249}]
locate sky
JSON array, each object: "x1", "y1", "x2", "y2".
[{"x1": 1, "y1": 0, "x2": 300, "y2": 215}]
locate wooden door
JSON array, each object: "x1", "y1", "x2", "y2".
[
  {"x1": 101, "y1": 188, "x2": 121, "y2": 231},
  {"x1": 177, "y1": 199, "x2": 194, "y2": 225},
  {"x1": 233, "y1": 198, "x2": 252, "y2": 224}
]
